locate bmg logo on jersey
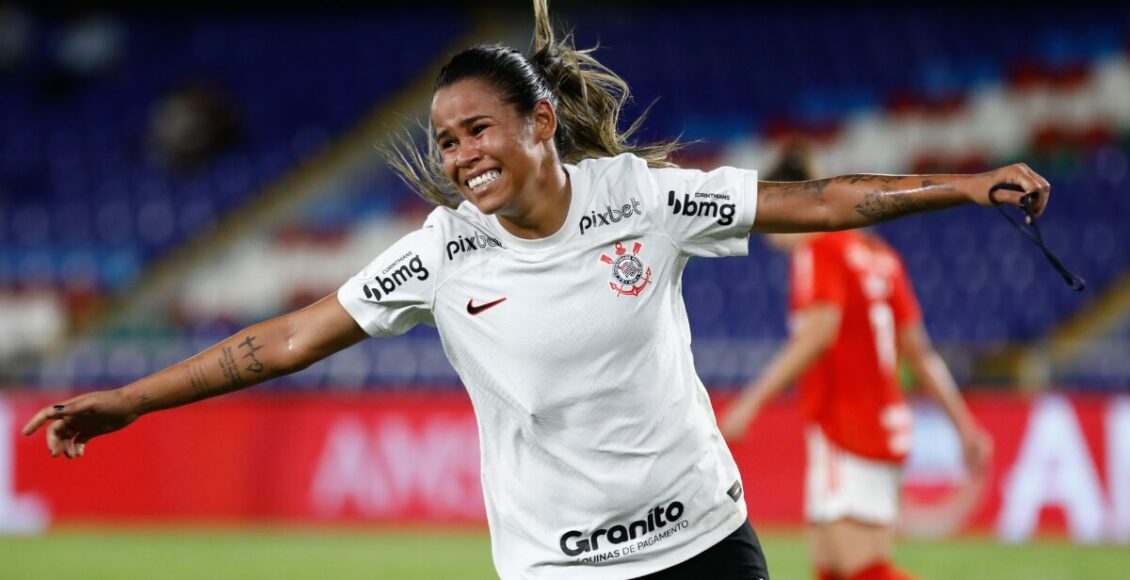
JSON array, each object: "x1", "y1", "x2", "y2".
[
  {"x1": 667, "y1": 190, "x2": 736, "y2": 226},
  {"x1": 578, "y1": 198, "x2": 643, "y2": 235},
  {"x1": 361, "y1": 254, "x2": 429, "y2": 301},
  {"x1": 446, "y1": 231, "x2": 502, "y2": 260}
]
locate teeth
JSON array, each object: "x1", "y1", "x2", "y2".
[{"x1": 467, "y1": 170, "x2": 500, "y2": 191}]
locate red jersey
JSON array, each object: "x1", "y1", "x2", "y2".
[{"x1": 790, "y1": 231, "x2": 921, "y2": 463}]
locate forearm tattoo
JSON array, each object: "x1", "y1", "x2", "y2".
[
  {"x1": 852, "y1": 177, "x2": 959, "y2": 222},
  {"x1": 218, "y1": 346, "x2": 244, "y2": 389},
  {"x1": 184, "y1": 335, "x2": 268, "y2": 400},
  {"x1": 136, "y1": 392, "x2": 155, "y2": 413},
  {"x1": 239, "y1": 335, "x2": 265, "y2": 374},
  {"x1": 184, "y1": 361, "x2": 215, "y2": 401}
]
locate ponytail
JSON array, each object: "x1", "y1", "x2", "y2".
[
  {"x1": 528, "y1": 0, "x2": 680, "y2": 167},
  {"x1": 387, "y1": 0, "x2": 682, "y2": 208}
]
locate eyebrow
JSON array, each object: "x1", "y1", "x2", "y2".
[{"x1": 434, "y1": 115, "x2": 492, "y2": 142}]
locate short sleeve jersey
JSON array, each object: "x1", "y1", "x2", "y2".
[
  {"x1": 790, "y1": 231, "x2": 922, "y2": 463},
  {"x1": 338, "y1": 153, "x2": 758, "y2": 579}
]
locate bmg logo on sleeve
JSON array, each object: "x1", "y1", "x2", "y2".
[
  {"x1": 667, "y1": 190, "x2": 736, "y2": 226},
  {"x1": 362, "y1": 254, "x2": 429, "y2": 301}
]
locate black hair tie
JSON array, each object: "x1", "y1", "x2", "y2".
[{"x1": 988, "y1": 183, "x2": 1086, "y2": 292}]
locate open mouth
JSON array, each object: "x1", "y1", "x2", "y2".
[{"x1": 466, "y1": 169, "x2": 501, "y2": 192}]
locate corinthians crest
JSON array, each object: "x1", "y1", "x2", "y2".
[{"x1": 599, "y1": 241, "x2": 652, "y2": 298}]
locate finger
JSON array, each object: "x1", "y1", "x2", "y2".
[
  {"x1": 971, "y1": 450, "x2": 986, "y2": 473},
  {"x1": 1031, "y1": 177, "x2": 1051, "y2": 218},
  {"x1": 980, "y1": 440, "x2": 994, "y2": 466},
  {"x1": 987, "y1": 181, "x2": 1027, "y2": 208},
  {"x1": 967, "y1": 441, "x2": 990, "y2": 473},
  {"x1": 75, "y1": 433, "x2": 93, "y2": 458},
  {"x1": 965, "y1": 452, "x2": 982, "y2": 475},
  {"x1": 46, "y1": 419, "x2": 73, "y2": 458},
  {"x1": 1016, "y1": 164, "x2": 1051, "y2": 219},
  {"x1": 22, "y1": 403, "x2": 67, "y2": 436}
]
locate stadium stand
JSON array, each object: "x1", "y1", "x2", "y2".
[{"x1": 0, "y1": 10, "x2": 466, "y2": 371}]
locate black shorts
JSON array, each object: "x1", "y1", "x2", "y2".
[{"x1": 634, "y1": 519, "x2": 770, "y2": 579}]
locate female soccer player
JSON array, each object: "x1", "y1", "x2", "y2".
[
  {"x1": 720, "y1": 145, "x2": 993, "y2": 580},
  {"x1": 25, "y1": 2, "x2": 1042, "y2": 578}
]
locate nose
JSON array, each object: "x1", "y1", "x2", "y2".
[{"x1": 455, "y1": 140, "x2": 481, "y2": 168}]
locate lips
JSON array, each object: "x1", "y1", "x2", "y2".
[{"x1": 466, "y1": 169, "x2": 501, "y2": 191}]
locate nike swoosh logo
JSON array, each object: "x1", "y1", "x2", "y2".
[{"x1": 467, "y1": 297, "x2": 507, "y2": 315}]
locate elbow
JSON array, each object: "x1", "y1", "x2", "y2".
[
  {"x1": 277, "y1": 341, "x2": 319, "y2": 375},
  {"x1": 821, "y1": 202, "x2": 857, "y2": 232},
  {"x1": 273, "y1": 315, "x2": 316, "y2": 374},
  {"x1": 801, "y1": 324, "x2": 839, "y2": 359},
  {"x1": 793, "y1": 200, "x2": 845, "y2": 232},
  {"x1": 812, "y1": 329, "x2": 838, "y2": 353},
  {"x1": 811, "y1": 309, "x2": 843, "y2": 350},
  {"x1": 278, "y1": 355, "x2": 311, "y2": 375}
]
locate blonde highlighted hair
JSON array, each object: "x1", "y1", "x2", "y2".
[{"x1": 386, "y1": 0, "x2": 682, "y2": 208}]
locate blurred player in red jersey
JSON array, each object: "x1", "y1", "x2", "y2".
[{"x1": 721, "y1": 142, "x2": 992, "y2": 580}]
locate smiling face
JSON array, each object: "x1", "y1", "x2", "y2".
[{"x1": 432, "y1": 78, "x2": 557, "y2": 218}]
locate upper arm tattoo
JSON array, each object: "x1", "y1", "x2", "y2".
[
  {"x1": 756, "y1": 179, "x2": 832, "y2": 231},
  {"x1": 761, "y1": 178, "x2": 830, "y2": 201}
]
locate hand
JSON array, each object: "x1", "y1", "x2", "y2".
[
  {"x1": 960, "y1": 426, "x2": 993, "y2": 476},
  {"x1": 719, "y1": 397, "x2": 758, "y2": 442},
  {"x1": 22, "y1": 389, "x2": 141, "y2": 459},
  {"x1": 969, "y1": 163, "x2": 1051, "y2": 221}
]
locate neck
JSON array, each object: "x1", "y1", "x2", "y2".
[{"x1": 496, "y1": 161, "x2": 570, "y2": 239}]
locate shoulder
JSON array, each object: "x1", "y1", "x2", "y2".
[
  {"x1": 420, "y1": 203, "x2": 493, "y2": 239},
  {"x1": 355, "y1": 207, "x2": 462, "y2": 278},
  {"x1": 575, "y1": 152, "x2": 648, "y2": 172},
  {"x1": 572, "y1": 153, "x2": 650, "y2": 184},
  {"x1": 419, "y1": 203, "x2": 505, "y2": 265}
]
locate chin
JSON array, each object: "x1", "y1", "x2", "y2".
[
  {"x1": 474, "y1": 202, "x2": 502, "y2": 215},
  {"x1": 466, "y1": 189, "x2": 510, "y2": 216}
]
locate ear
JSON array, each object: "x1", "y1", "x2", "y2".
[{"x1": 531, "y1": 99, "x2": 557, "y2": 143}]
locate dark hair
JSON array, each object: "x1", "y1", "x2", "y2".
[{"x1": 386, "y1": 0, "x2": 682, "y2": 208}]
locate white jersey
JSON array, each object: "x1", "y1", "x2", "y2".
[{"x1": 338, "y1": 153, "x2": 758, "y2": 579}]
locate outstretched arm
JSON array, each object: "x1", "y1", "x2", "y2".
[
  {"x1": 720, "y1": 304, "x2": 841, "y2": 441},
  {"x1": 898, "y1": 322, "x2": 992, "y2": 474},
  {"x1": 23, "y1": 293, "x2": 369, "y2": 458},
  {"x1": 753, "y1": 163, "x2": 1050, "y2": 233}
]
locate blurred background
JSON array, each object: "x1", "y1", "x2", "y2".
[{"x1": 1, "y1": 1, "x2": 1128, "y2": 578}]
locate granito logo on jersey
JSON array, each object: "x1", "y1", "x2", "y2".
[
  {"x1": 361, "y1": 254, "x2": 428, "y2": 301},
  {"x1": 559, "y1": 500, "x2": 686, "y2": 557},
  {"x1": 446, "y1": 231, "x2": 502, "y2": 261},
  {"x1": 578, "y1": 198, "x2": 643, "y2": 235},
  {"x1": 667, "y1": 190, "x2": 736, "y2": 226},
  {"x1": 600, "y1": 241, "x2": 652, "y2": 298}
]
